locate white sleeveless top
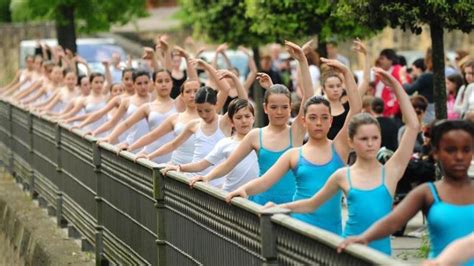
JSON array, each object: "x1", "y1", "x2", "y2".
[
  {"x1": 143, "y1": 105, "x2": 177, "y2": 163},
  {"x1": 170, "y1": 121, "x2": 195, "y2": 165},
  {"x1": 117, "y1": 103, "x2": 137, "y2": 143},
  {"x1": 192, "y1": 118, "x2": 226, "y2": 186},
  {"x1": 83, "y1": 101, "x2": 107, "y2": 131}
]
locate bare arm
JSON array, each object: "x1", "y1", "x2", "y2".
[
  {"x1": 330, "y1": 58, "x2": 362, "y2": 162},
  {"x1": 78, "y1": 96, "x2": 120, "y2": 129},
  {"x1": 353, "y1": 39, "x2": 371, "y2": 96},
  {"x1": 102, "y1": 61, "x2": 113, "y2": 94},
  {"x1": 127, "y1": 114, "x2": 177, "y2": 151},
  {"x1": 240, "y1": 46, "x2": 258, "y2": 93},
  {"x1": 423, "y1": 233, "x2": 474, "y2": 266},
  {"x1": 101, "y1": 103, "x2": 148, "y2": 144},
  {"x1": 194, "y1": 59, "x2": 230, "y2": 113},
  {"x1": 174, "y1": 46, "x2": 198, "y2": 81},
  {"x1": 147, "y1": 121, "x2": 197, "y2": 160},
  {"x1": 91, "y1": 100, "x2": 128, "y2": 136}
]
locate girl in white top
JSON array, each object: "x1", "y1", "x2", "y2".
[
  {"x1": 62, "y1": 73, "x2": 110, "y2": 131},
  {"x1": 136, "y1": 60, "x2": 246, "y2": 178},
  {"x1": 101, "y1": 69, "x2": 185, "y2": 163},
  {"x1": 90, "y1": 70, "x2": 151, "y2": 139},
  {"x1": 53, "y1": 75, "x2": 90, "y2": 120},
  {"x1": 39, "y1": 70, "x2": 80, "y2": 114},
  {"x1": 171, "y1": 98, "x2": 259, "y2": 191},
  {"x1": 123, "y1": 80, "x2": 200, "y2": 165}
]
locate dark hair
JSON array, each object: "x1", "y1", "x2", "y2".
[
  {"x1": 412, "y1": 58, "x2": 426, "y2": 72},
  {"x1": 110, "y1": 83, "x2": 123, "y2": 92},
  {"x1": 122, "y1": 68, "x2": 134, "y2": 79},
  {"x1": 132, "y1": 70, "x2": 150, "y2": 82},
  {"x1": 303, "y1": 96, "x2": 331, "y2": 115},
  {"x1": 348, "y1": 113, "x2": 381, "y2": 139},
  {"x1": 152, "y1": 69, "x2": 171, "y2": 81},
  {"x1": 411, "y1": 95, "x2": 429, "y2": 112},
  {"x1": 380, "y1": 49, "x2": 398, "y2": 65},
  {"x1": 430, "y1": 119, "x2": 474, "y2": 149},
  {"x1": 195, "y1": 86, "x2": 217, "y2": 105},
  {"x1": 320, "y1": 65, "x2": 343, "y2": 88},
  {"x1": 371, "y1": 97, "x2": 385, "y2": 114},
  {"x1": 227, "y1": 99, "x2": 255, "y2": 120},
  {"x1": 264, "y1": 84, "x2": 291, "y2": 105},
  {"x1": 447, "y1": 73, "x2": 464, "y2": 96},
  {"x1": 398, "y1": 55, "x2": 407, "y2": 67},
  {"x1": 89, "y1": 72, "x2": 104, "y2": 83}
]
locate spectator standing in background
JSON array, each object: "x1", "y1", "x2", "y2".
[
  {"x1": 109, "y1": 52, "x2": 124, "y2": 83},
  {"x1": 374, "y1": 48, "x2": 410, "y2": 117}
]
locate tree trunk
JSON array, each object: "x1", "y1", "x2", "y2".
[
  {"x1": 317, "y1": 38, "x2": 327, "y2": 58},
  {"x1": 56, "y1": 4, "x2": 77, "y2": 54},
  {"x1": 430, "y1": 23, "x2": 447, "y2": 120},
  {"x1": 251, "y1": 46, "x2": 265, "y2": 127}
]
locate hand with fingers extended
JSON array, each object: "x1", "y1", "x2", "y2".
[
  {"x1": 284, "y1": 40, "x2": 306, "y2": 62},
  {"x1": 262, "y1": 201, "x2": 276, "y2": 209},
  {"x1": 225, "y1": 188, "x2": 248, "y2": 204},
  {"x1": 134, "y1": 152, "x2": 149, "y2": 163},
  {"x1": 143, "y1": 47, "x2": 155, "y2": 60},
  {"x1": 372, "y1": 67, "x2": 398, "y2": 87},
  {"x1": 320, "y1": 57, "x2": 350, "y2": 74},
  {"x1": 216, "y1": 43, "x2": 228, "y2": 54},
  {"x1": 189, "y1": 175, "x2": 208, "y2": 188},
  {"x1": 336, "y1": 236, "x2": 369, "y2": 253},
  {"x1": 173, "y1": 46, "x2": 189, "y2": 59},
  {"x1": 351, "y1": 38, "x2": 367, "y2": 55},
  {"x1": 157, "y1": 38, "x2": 169, "y2": 51},
  {"x1": 256, "y1": 72, "x2": 273, "y2": 89},
  {"x1": 302, "y1": 39, "x2": 315, "y2": 55},
  {"x1": 217, "y1": 69, "x2": 238, "y2": 81}
]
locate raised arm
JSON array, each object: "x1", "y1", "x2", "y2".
[
  {"x1": 127, "y1": 114, "x2": 177, "y2": 151},
  {"x1": 239, "y1": 46, "x2": 258, "y2": 92},
  {"x1": 329, "y1": 58, "x2": 362, "y2": 162},
  {"x1": 143, "y1": 47, "x2": 160, "y2": 72},
  {"x1": 174, "y1": 46, "x2": 198, "y2": 81},
  {"x1": 159, "y1": 39, "x2": 173, "y2": 71},
  {"x1": 381, "y1": 67, "x2": 420, "y2": 186},
  {"x1": 286, "y1": 40, "x2": 314, "y2": 145},
  {"x1": 352, "y1": 39, "x2": 371, "y2": 96},
  {"x1": 101, "y1": 103, "x2": 148, "y2": 144},
  {"x1": 192, "y1": 59, "x2": 230, "y2": 113},
  {"x1": 102, "y1": 61, "x2": 113, "y2": 94},
  {"x1": 225, "y1": 149, "x2": 294, "y2": 202}
]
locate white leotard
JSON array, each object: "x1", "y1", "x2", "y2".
[
  {"x1": 142, "y1": 105, "x2": 177, "y2": 163},
  {"x1": 83, "y1": 101, "x2": 107, "y2": 131},
  {"x1": 117, "y1": 103, "x2": 138, "y2": 143},
  {"x1": 205, "y1": 137, "x2": 259, "y2": 192},
  {"x1": 170, "y1": 122, "x2": 195, "y2": 165},
  {"x1": 192, "y1": 118, "x2": 226, "y2": 186}
]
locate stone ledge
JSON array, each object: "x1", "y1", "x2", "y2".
[{"x1": 0, "y1": 169, "x2": 94, "y2": 266}]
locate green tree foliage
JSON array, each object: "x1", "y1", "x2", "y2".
[
  {"x1": 10, "y1": 0, "x2": 147, "y2": 52},
  {"x1": 338, "y1": 0, "x2": 474, "y2": 119},
  {"x1": 0, "y1": 0, "x2": 12, "y2": 22}
]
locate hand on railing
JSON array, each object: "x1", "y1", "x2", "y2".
[
  {"x1": 115, "y1": 142, "x2": 129, "y2": 156},
  {"x1": 161, "y1": 164, "x2": 180, "y2": 176},
  {"x1": 69, "y1": 125, "x2": 80, "y2": 132},
  {"x1": 336, "y1": 236, "x2": 369, "y2": 253},
  {"x1": 225, "y1": 188, "x2": 248, "y2": 204},
  {"x1": 188, "y1": 175, "x2": 208, "y2": 188},
  {"x1": 134, "y1": 152, "x2": 149, "y2": 163},
  {"x1": 262, "y1": 201, "x2": 276, "y2": 209},
  {"x1": 82, "y1": 130, "x2": 93, "y2": 138}
]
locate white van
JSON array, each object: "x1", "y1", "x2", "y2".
[{"x1": 19, "y1": 38, "x2": 127, "y2": 74}]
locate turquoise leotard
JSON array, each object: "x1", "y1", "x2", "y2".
[
  {"x1": 291, "y1": 145, "x2": 343, "y2": 235},
  {"x1": 251, "y1": 128, "x2": 296, "y2": 205},
  {"x1": 427, "y1": 182, "x2": 474, "y2": 265},
  {"x1": 344, "y1": 166, "x2": 392, "y2": 255}
]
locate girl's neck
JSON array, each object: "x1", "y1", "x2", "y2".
[
  {"x1": 307, "y1": 137, "x2": 331, "y2": 147},
  {"x1": 92, "y1": 89, "x2": 102, "y2": 97},
  {"x1": 125, "y1": 91, "x2": 134, "y2": 97},
  {"x1": 352, "y1": 157, "x2": 381, "y2": 170},
  {"x1": 233, "y1": 132, "x2": 246, "y2": 141},
  {"x1": 185, "y1": 105, "x2": 197, "y2": 113},
  {"x1": 155, "y1": 94, "x2": 171, "y2": 102},
  {"x1": 205, "y1": 114, "x2": 218, "y2": 125},
  {"x1": 267, "y1": 123, "x2": 289, "y2": 131},
  {"x1": 328, "y1": 98, "x2": 342, "y2": 106},
  {"x1": 443, "y1": 176, "x2": 471, "y2": 187}
]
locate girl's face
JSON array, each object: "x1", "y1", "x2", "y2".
[
  {"x1": 182, "y1": 81, "x2": 198, "y2": 107},
  {"x1": 196, "y1": 102, "x2": 216, "y2": 123},
  {"x1": 64, "y1": 72, "x2": 76, "y2": 89},
  {"x1": 445, "y1": 79, "x2": 457, "y2": 95},
  {"x1": 111, "y1": 84, "x2": 124, "y2": 97},
  {"x1": 434, "y1": 129, "x2": 472, "y2": 180},
  {"x1": 80, "y1": 78, "x2": 91, "y2": 95},
  {"x1": 91, "y1": 76, "x2": 104, "y2": 93},
  {"x1": 172, "y1": 55, "x2": 182, "y2": 69},
  {"x1": 122, "y1": 71, "x2": 134, "y2": 94},
  {"x1": 134, "y1": 75, "x2": 150, "y2": 97},
  {"x1": 231, "y1": 107, "x2": 255, "y2": 135},
  {"x1": 323, "y1": 76, "x2": 343, "y2": 101},
  {"x1": 349, "y1": 124, "x2": 381, "y2": 160},
  {"x1": 51, "y1": 67, "x2": 64, "y2": 83},
  {"x1": 264, "y1": 94, "x2": 291, "y2": 126},
  {"x1": 154, "y1": 71, "x2": 172, "y2": 97},
  {"x1": 464, "y1": 66, "x2": 474, "y2": 84},
  {"x1": 303, "y1": 103, "x2": 332, "y2": 139}
]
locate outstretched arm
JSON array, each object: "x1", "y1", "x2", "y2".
[
  {"x1": 147, "y1": 120, "x2": 197, "y2": 160},
  {"x1": 101, "y1": 104, "x2": 148, "y2": 144},
  {"x1": 422, "y1": 233, "x2": 474, "y2": 266},
  {"x1": 91, "y1": 99, "x2": 128, "y2": 136},
  {"x1": 127, "y1": 114, "x2": 176, "y2": 151},
  {"x1": 78, "y1": 96, "x2": 120, "y2": 129}
]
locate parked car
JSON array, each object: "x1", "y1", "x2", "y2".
[{"x1": 19, "y1": 38, "x2": 127, "y2": 74}]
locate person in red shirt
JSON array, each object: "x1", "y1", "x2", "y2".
[{"x1": 375, "y1": 49, "x2": 411, "y2": 117}]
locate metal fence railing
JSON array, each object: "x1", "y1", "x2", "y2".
[{"x1": 0, "y1": 99, "x2": 403, "y2": 265}]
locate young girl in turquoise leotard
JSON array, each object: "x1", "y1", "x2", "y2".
[
  {"x1": 338, "y1": 119, "x2": 474, "y2": 263},
  {"x1": 270, "y1": 67, "x2": 420, "y2": 255},
  {"x1": 226, "y1": 57, "x2": 362, "y2": 235}
]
